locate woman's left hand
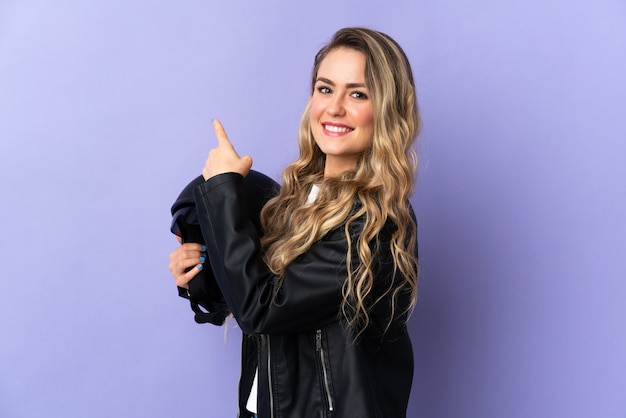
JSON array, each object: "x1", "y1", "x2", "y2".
[{"x1": 202, "y1": 119, "x2": 253, "y2": 180}]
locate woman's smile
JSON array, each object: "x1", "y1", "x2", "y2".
[{"x1": 322, "y1": 122, "x2": 355, "y2": 135}]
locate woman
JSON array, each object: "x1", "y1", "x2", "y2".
[{"x1": 169, "y1": 27, "x2": 421, "y2": 418}]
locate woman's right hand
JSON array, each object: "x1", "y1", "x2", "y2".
[
  {"x1": 168, "y1": 242, "x2": 206, "y2": 289},
  {"x1": 202, "y1": 119, "x2": 252, "y2": 180}
]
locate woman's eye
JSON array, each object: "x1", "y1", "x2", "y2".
[
  {"x1": 317, "y1": 86, "x2": 331, "y2": 94},
  {"x1": 351, "y1": 91, "x2": 368, "y2": 99}
]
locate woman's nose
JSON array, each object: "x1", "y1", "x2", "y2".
[{"x1": 326, "y1": 96, "x2": 346, "y2": 117}]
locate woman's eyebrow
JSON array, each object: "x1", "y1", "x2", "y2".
[{"x1": 316, "y1": 77, "x2": 367, "y2": 89}]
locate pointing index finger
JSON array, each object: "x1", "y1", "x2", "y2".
[{"x1": 212, "y1": 118, "x2": 233, "y2": 149}]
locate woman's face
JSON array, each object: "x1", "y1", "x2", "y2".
[{"x1": 310, "y1": 47, "x2": 374, "y2": 177}]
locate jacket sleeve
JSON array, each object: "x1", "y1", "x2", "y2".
[{"x1": 194, "y1": 172, "x2": 357, "y2": 335}]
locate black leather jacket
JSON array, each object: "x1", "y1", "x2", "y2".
[{"x1": 193, "y1": 173, "x2": 416, "y2": 418}]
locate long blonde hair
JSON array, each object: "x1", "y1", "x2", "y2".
[{"x1": 260, "y1": 27, "x2": 421, "y2": 337}]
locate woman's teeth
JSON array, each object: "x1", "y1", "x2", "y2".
[{"x1": 324, "y1": 124, "x2": 353, "y2": 133}]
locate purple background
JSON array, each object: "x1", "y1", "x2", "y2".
[{"x1": 1, "y1": 1, "x2": 625, "y2": 417}]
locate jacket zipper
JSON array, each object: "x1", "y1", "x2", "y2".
[
  {"x1": 265, "y1": 334, "x2": 275, "y2": 418},
  {"x1": 316, "y1": 329, "x2": 334, "y2": 412}
]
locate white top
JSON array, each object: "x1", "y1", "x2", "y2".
[
  {"x1": 307, "y1": 184, "x2": 320, "y2": 204},
  {"x1": 246, "y1": 370, "x2": 259, "y2": 413}
]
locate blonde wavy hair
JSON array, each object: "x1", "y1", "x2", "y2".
[{"x1": 260, "y1": 27, "x2": 421, "y2": 337}]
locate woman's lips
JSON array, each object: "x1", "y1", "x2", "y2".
[{"x1": 322, "y1": 122, "x2": 354, "y2": 136}]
